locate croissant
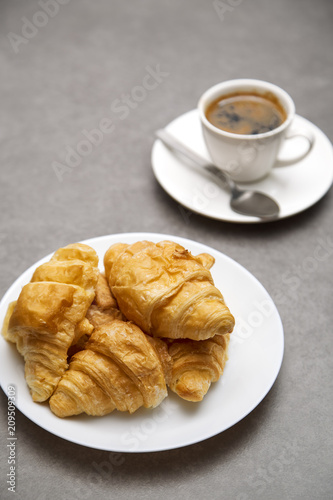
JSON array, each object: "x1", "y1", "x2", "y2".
[
  {"x1": 104, "y1": 240, "x2": 235, "y2": 341},
  {"x1": 49, "y1": 320, "x2": 169, "y2": 417},
  {"x1": 4, "y1": 282, "x2": 93, "y2": 402},
  {"x1": 31, "y1": 243, "x2": 99, "y2": 299},
  {"x1": 2, "y1": 243, "x2": 99, "y2": 402},
  {"x1": 51, "y1": 242, "x2": 99, "y2": 268},
  {"x1": 168, "y1": 334, "x2": 230, "y2": 402}
]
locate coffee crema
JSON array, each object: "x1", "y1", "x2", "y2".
[{"x1": 205, "y1": 92, "x2": 287, "y2": 135}]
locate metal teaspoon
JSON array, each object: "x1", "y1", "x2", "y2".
[{"x1": 156, "y1": 129, "x2": 280, "y2": 220}]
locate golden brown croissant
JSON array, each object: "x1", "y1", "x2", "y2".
[
  {"x1": 2, "y1": 243, "x2": 99, "y2": 402},
  {"x1": 168, "y1": 334, "x2": 230, "y2": 402},
  {"x1": 49, "y1": 320, "x2": 169, "y2": 417},
  {"x1": 51, "y1": 242, "x2": 99, "y2": 268},
  {"x1": 104, "y1": 240, "x2": 235, "y2": 341},
  {"x1": 31, "y1": 260, "x2": 98, "y2": 302},
  {"x1": 31, "y1": 243, "x2": 99, "y2": 301},
  {"x1": 4, "y1": 282, "x2": 93, "y2": 402}
]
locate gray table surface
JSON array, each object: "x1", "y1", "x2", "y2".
[{"x1": 1, "y1": 0, "x2": 332, "y2": 499}]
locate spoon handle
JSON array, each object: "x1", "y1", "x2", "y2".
[{"x1": 156, "y1": 129, "x2": 233, "y2": 192}]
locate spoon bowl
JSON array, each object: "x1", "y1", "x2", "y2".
[
  {"x1": 231, "y1": 188, "x2": 280, "y2": 219},
  {"x1": 204, "y1": 163, "x2": 280, "y2": 220}
]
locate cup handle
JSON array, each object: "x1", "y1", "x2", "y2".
[{"x1": 274, "y1": 126, "x2": 315, "y2": 167}]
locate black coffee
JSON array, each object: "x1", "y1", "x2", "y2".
[{"x1": 206, "y1": 92, "x2": 287, "y2": 135}]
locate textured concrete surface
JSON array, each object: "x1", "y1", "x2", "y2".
[{"x1": 0, "y1": 0, "x2": 332, "y2": 499}]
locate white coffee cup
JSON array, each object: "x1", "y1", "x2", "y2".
[{"x1": 198, "y1": 79, "x2": 315, "y2": 183}]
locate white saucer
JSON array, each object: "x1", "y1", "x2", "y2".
[{"x1": 152, "y1": 110, "x2": 333, "y2": 223}]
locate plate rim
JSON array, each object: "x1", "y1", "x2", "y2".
[{"x1": 0, "y1": 232, "x2": 284, "y2": 452}]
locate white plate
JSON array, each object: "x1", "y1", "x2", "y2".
[
  {"x1": 152, "y1": 110, "x2": 333, "y2": 223},
  {"x1": 0, "y1": 233, "x2": 284, "y2": 452}
]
